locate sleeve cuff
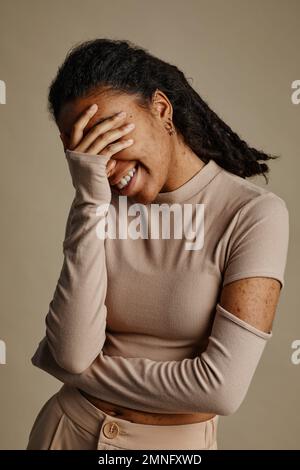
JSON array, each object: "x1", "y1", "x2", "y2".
[
  {"x1": 65, "y1": 148, "x2": 111, "y2": 166},
  {"x1": 216, "y1": 302, "x2": 273, "y2": 340}
]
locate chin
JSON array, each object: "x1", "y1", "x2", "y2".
[{"x1": 125, "y1": 191, "x2": 146, "y2": 205}]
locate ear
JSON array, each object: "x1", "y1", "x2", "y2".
[{"x1": 152, "y1": 89, "x2": 173, "y2": 121}]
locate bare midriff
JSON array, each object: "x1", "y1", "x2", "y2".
[{"x1": 78, "y1": 389, "x2": 216, "y2": 425}]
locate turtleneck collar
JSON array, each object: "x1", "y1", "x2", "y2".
[{"x1": 152, "y1": 159, "x2": 223, "y2": 203}]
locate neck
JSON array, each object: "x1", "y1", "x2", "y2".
[{"x1": 161, "y1": 138, "x2": 206, "y2": 192}]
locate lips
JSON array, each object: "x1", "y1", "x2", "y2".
[
  {"x1": 118, "y1": 164, "x2": 139, "y2": 195},
  {"x1": 109, "y1": 164, "x2": 138, "y2": 187}
]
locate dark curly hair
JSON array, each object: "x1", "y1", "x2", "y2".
[{"x1": 48, "y1": 38, "x2": 279, "y2": 183}]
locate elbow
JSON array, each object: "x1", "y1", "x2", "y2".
[
  {"x1": 45, "y1": 336, "x2": 99, "y2": 374},
  {"x1": 211, "y1": 390, "x2": 246, "y2": 416},
  {"x1": 45, "y1": 322, "x2": 105, "y2": 374},
  {"x1": 214, "y1": 400, "x2": 242, "y2": 416},
  {"x1": 55, "y1": 356, "x2": 93, "y2": 375}
]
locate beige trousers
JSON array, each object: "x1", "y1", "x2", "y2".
[{"x1": 27, "y1": 384, "x2": 219, "y2": 450}]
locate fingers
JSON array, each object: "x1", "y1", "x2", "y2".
[
  {"x1": 100, "y1": 138, "x2": 135, "y2": 159},
  {"x1": 68, "y1": 104, "x2": 136, "y2": 161},
  {"x1": 106, "y1": 159, "x2": 117, "y2": 176},
  {"x1": 69, "y1": 105, "x2": 128, "y2": 153},
  {"x1": 69, "y1": 104, "x2": 98, "y2": 150},
  {"x1": 84, "y1": 122, "x2": 135, "y2": 154},
  {"x1": 86, "y1": 131, "x2": 135, "y2": 156}
]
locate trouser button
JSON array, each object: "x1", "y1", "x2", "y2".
[{"x1": 103, "y1": 422, "x2": 119, "y2": 439}]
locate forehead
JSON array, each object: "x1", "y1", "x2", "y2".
[{"x1": 58, "y1": 89, "x2": 140, "y2": 136}]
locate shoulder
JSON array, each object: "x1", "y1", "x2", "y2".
[{"x1": 212, "y1": 161, "x2": 289, "y2": 219}]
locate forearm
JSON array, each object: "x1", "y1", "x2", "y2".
[
  {"x1": 32, "y1": 302, "x2": 272, "y2": 415},
  {"x1": 44, "y1": 149, "x2": 112, "y2": 374}
]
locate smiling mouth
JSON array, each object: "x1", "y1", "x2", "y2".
[
  {"x1": 110, "y1": 162, "x2": 138, "y2": 188},
  {"x1": 118, "y1": 165, "x2": 138, "y2": 189},
  {"x1": 114, "y1": 163, "x2": 139, "y2": 195}
]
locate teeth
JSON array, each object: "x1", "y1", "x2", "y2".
[{"x1": 117, "y1": 165, "x2": 137, "y2": 189}]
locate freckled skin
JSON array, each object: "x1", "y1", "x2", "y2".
[
  {"x1": 57, "y1": 87, "x2": 205, "y2": 205},
  {"x1": 220, "y1": 277, "x2": 281, "y2": 333}
]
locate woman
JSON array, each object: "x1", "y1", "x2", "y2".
[{"x1": 27, "y1": 38, "x2": 289, "y2": 450}]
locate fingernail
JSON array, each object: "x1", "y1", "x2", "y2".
[
  {"x1": 90, "y1": 104, "x2": 98, "y2": 112},
  {"x1": 107, "y1": 160, "x2": 116, "y2": 172},
  {"x1": 108, "y1": 160, "x2": 116, "y2": 170},
  {"x1": 117, "y1": 111, "x2": 126, "y2": 118}
]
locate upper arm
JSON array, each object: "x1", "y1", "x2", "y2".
[{"x1": 220, "y1": 277, "x2": 281, "y2": 334}]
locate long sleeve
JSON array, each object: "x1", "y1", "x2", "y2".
[
  {"x1": 44, "y1": 149, "x2": 112, "y2": 374},
  {"x1": 32, "y1": 303, "x2": 272, "y2": 416},
  {"x1": 32, "y1": 189, "x2": 289, "y2": 415}
]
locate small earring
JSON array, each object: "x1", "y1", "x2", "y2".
[{"x1": 165, "y1": 120, "x2": 176, "y2": 136}]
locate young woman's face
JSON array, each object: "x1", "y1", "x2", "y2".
[{"x1": 57, "y1": 88, "x2": 177, "y2": 204}]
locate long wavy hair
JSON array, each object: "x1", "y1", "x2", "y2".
[{"x1": 48, "y1": 38, "x2": 279, "y2": 183}]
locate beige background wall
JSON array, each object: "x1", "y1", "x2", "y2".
[{"x1": 0, "y1": 0, "x2": 299, "y2": 449}]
